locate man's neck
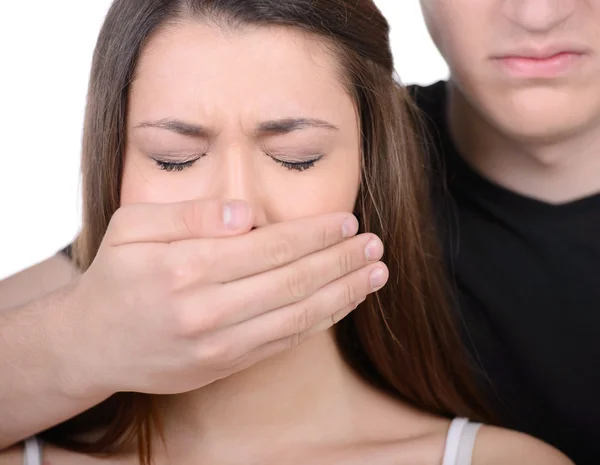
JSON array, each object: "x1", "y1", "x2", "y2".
[{"x1": 447, "y1": 81, "x2": 600, "y2": 204}]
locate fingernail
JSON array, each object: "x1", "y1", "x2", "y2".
[
  {"x1": 370, "y1": 268, "x2": 387, "y2": 289},
  {"x1": 365, "y1": 238, "x2": 383, "y2": 262},
  {"x1": 342, "y1": 216, "x2": 359, "y2": 237},
  {"x1": 223, "y1": 201, "x2": 249, "y2": 229}
]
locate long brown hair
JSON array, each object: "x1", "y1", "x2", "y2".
[{"x1": 43, "y1": 0, "x2": 492, "y2": 462}]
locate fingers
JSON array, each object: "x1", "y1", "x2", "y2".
[
  {"x1": 105, "y1": 198, "x2": 253, "y2": 245},
  {"x1": 169, "y1": 212, "x2": 360, "y2": 284},
  {"x1": 232, "y1": 261, "x2": 387, "y2": 351},
  {"x1": 210, "y1": 232, "x2": 384, "y2": 326},
  {"x1": 223, "y1": 294, "x2": 375, "y2": 373}
]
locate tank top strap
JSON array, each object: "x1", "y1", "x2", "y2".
[
  {"x1": 442, "y1": 417, "x2": 483, "y2": 465},
  {"x1": 23, "y1": 436, "x2": 43, "y2": 465}
]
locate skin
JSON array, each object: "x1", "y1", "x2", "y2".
[
  {"x1": 121, "y1": 23, "x2": 361, "y2": 219},
  {"x1": 0, "y1": 21, "x2": 572, "y2": 465},
  {"x1": 0, "y1": 254, "x2": 78, "y2": 311},
  {"x1": 421, "y1": 0, "x2": 600, "y2": 203}
]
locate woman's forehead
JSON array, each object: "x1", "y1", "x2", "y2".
[{"x1": 128, "y1": 21, "x2": 356, "y2": 131}]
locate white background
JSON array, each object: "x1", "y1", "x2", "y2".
[{"x1": 0, "y1": 1, "x2": 448, "y2": 279}]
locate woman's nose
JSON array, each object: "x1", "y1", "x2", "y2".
[{"x1": 212, "y1": 147, "x2": 268, "y2": 227}]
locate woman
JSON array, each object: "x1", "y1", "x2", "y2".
[{"x1": 0, "y1": 0, "x2": 572, "y2": 464}]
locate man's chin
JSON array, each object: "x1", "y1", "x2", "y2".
[{"x1": 486, "y1": 95, "x2": 600, "y2": 146}]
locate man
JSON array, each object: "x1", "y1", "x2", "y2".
[
  {"x1": 1, "y1": 0, "x2": 598, "y2": 462},
  {"x1": 414, "y1": 1, "x2": 599, "y2": 463}
]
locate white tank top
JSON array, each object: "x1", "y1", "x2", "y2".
[{"x1": 22, "y1": 417, "x2": 482, "y2": 465}]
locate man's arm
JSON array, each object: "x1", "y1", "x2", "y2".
[
  {"x1": 0, "y1": 253, "x2": 80, "y2": 312},
  {"x1": 0, "y1": 286, "x2": 107, "y2": 449},
  {"x1": 0, "y1": 251, "x2": 94, "y2": 448}
]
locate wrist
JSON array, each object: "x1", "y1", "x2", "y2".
[{"x1": 42, "y1": 282, "x2": 112, "y2": 404}]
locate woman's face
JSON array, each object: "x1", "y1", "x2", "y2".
[{"x1": 122, "y1": 21, "x2": 361, "y2": 226}]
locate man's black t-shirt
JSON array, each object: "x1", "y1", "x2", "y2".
[{"x1": 412, "y1": 81, "x2": 600, "y2": 464}]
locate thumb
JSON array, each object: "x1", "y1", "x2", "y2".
[{"x1": 106, "y1": 198, "x2": 253, "y2": 245}]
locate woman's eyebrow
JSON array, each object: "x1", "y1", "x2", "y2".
[
  {"x1": 256, "y1": 118, "x2": 339, "y2": 135},
  {"x1": 133, "y1": 119, "x2": 209, "y2": 138},
  {"x1": 132, "y1": 117, "x2": 339, "y2": 138}
]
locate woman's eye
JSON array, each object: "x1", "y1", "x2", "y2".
[
  {"x1": 272, "y1": 155, "x2": 323, "y2": 172},
  {"x1": 152, "y1": 153, "x2": 322, "y2": 172},
  {"x1": 153, "y1": 156, "x2": 202, "y2": 172}
]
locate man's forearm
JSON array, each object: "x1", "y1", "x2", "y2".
[
  {"x1": 0, "y1": 287, "x2": 105, "y2": 448},
  {"x1": 0, "y1": 254, "x2": 80, "y2": 312}
]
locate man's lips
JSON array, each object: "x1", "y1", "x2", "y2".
[{"x1": 492, "y1": 51, "x2": 585, "y2": 78}]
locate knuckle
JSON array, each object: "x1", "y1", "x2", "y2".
[
  {"x1": 109, "y1": 206, "x2": 126, "y2": 225},
  {"x1": 286, "y1": 269, "x2": 313, "y2": 300},
  {"x1": 106, "y1": 206, "x2": 129, "y2": 236},
  {"x1": 291, "y1": 305, "x2": 313, "y2": 335},
  {"x1": 264, "y1": 237, "x2": 295, "y2": 267},
  {"x1": 287, "y1": 307, "x2": 319, "y2": 349},
  {"x1": 319, "y1": 222, "x2": 339, "y2": 249},
  {"x1": 163, "y1": 243, "x2": 212, "y2": 289},
  {"x1": 200, "y1": 339, "x2": 237, "y2": 366},
  {"x1": 174, "y1": 298, "x2": 224, "y2": 336},
  {"x1": 338, "y1": 249, "x2": 354, "y2": 276},
  {"x1": 297, "y1": 330, "x2": 313, "y2": 345},
  {"x1": 320, "y1": 225, "x2": 330, "y2": 250},
  {"x1": 179, "y1": 201, "x2": 203, "y2": 237},
  {"x1": 162, "y1": 253, "x2": 190, "y2": 290},
  {"x1": 331, "y1": 311, "x2": 342, "y2": 326},
  {"x1": 343, "y1": 283, "x2": 357, "y2": 308},
  {"x1": 332, "y1": 306, "x2": 352, "y2": 325},
  {"x1": 288, "y1": 331, "x2": 302, "y2": 350},
  {"x1": 196, "y1": 309, "x2": 224, "y2": 333}
]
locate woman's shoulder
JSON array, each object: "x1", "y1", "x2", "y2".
[
  {"x1": 0, "y1": 445, "x2": 22, "y2": 465},
  {"x1": 383, "y1": 419, "x2": 574, "y2": 465},
  {"x1": 471, "y1": 425, "x2": 574, "y2": 465},
  {"x1": 0, "y1": 424, "x2": 574, "y2": 465},
  {"x1": 358, "y1": 416, "x2": 574, "y2": 465}
]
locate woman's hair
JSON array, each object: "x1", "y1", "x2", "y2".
[{"x1": 43, "y1": 0, "x2": 493, "y2": 462}]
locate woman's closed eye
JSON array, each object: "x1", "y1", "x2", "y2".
[
  {"x1": 151, "y1": 153, "x2": 205, "y2": 172},
  {"x1": 267, "y1": 152, "x2": 324, "y2": 172},
  {"x1": 152, "y1": 151, "x2": 325, "y2": 172}
]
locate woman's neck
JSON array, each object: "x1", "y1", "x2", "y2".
[
  {"x1": 160, "y1": 332, "x2": 361, "y2": 453},
  {"x1": 155, "y1": 330, "x2": 436, "y2": 462}
]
